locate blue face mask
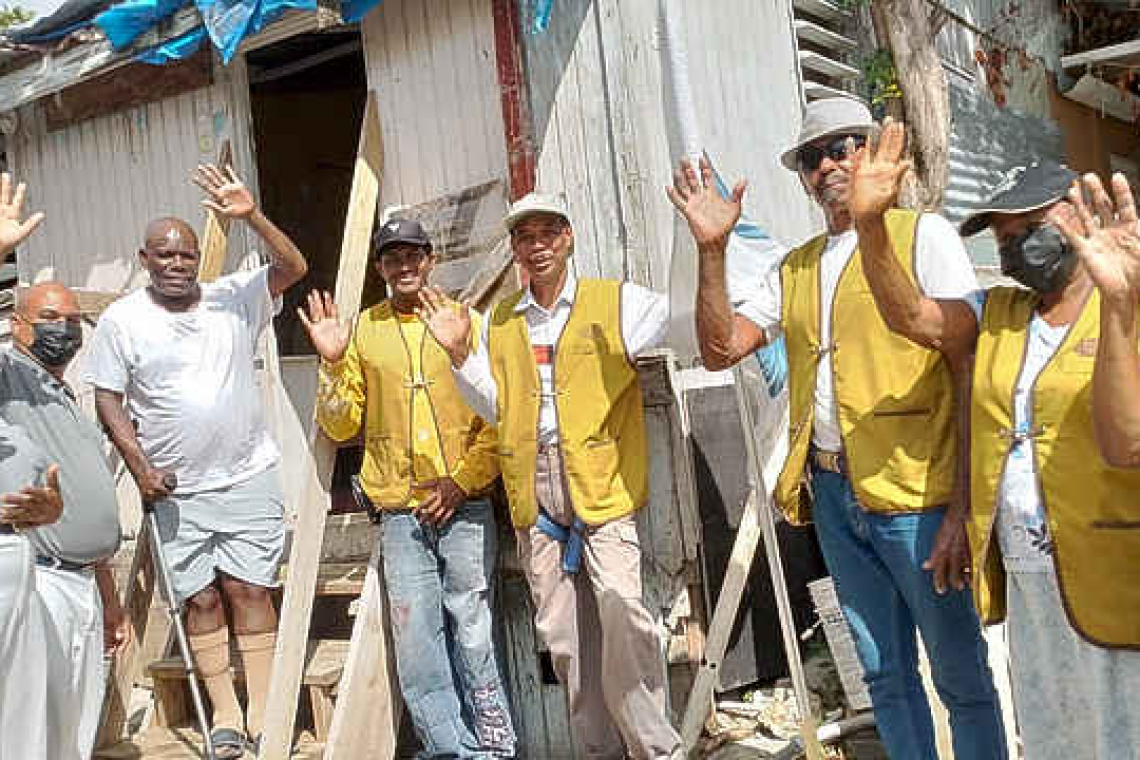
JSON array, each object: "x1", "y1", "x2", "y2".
[
  {"x1": 998, "y1": 223, "x2": 1077, "y2": 294},
  {"x1": 29, "y1": 320, "x2": 83, "y2": 368}
]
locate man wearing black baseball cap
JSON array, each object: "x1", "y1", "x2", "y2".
[
  {"x1": 846, "y1": 120, "x2": 1140, "y2": 759},
  {"x1": 301, "y1": 218, "x2": 516, "y2": 758}
]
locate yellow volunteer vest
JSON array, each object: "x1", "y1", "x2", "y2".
[
  {"x1": 970, "y1": 286, "x2": 1140, "y2": 647},
  {"x1": 355, "y1": 302, "x2": 486, "y2": 508},
  {"x1": 775, "y1": 209, "x2": 957, "y2": 524},
  {"x1": 488, "y1": 279, "x2": 648, "y2": 528}
]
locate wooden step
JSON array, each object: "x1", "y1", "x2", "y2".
[
  {"x1": 149, "y1": 639, "x2": 350, "y2": 740},
  {"x1": 279, "y1": 560, "x2": 369, "y2": 596}
]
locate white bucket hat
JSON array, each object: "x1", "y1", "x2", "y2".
[
  {"x1": 504, "y1": 192, "x2": 572, "y2": 231},
  {"x1": 779, "y1": 97, "x2": 874, "y2": 171}
]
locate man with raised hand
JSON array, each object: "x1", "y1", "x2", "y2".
[
  {"x1": 301, "y1": 218, "x2": 516, "y2": 758},
  {"x1": 671, "y1": 99, "x2": 1004, "y2": 760},
  {"x1": 1, "y1": 172, "x2": 126, "y2": 760},
  {"x1": 419, "y1": 194, "x2": 682, "y2": 760},
  {"x1": 847, "y1": 120, "x2": 1140, "y2": 758},
  {"x1": 1, "y1": 281, "x2": 128, "y2": 760},
  {"x1": 85, "y1": 164, "x2": 307, "y2": 758}
]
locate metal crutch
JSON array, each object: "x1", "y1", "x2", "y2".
[{"x1": 145, "y1": 472, "x2": 216, "y2": 760}]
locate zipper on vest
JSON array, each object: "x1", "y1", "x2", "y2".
[
  {"x1": 1024, "y1": 295, "x2": 1094, "y2": 636},
  {"x1": 544, "y1": 280, "x2": 579, "y2": 523}
]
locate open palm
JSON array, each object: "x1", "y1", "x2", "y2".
[
  {"x1": 298, "y1": 290, "x2": 352, "y2": 363},
  {"x1": 666, "y1": 156, "x2": 745, "y2": 249},
  {"x1": 0, "y1": 173, "x2": 45, "y2": 257},
  {"x1": 194, "y1": 163, "x2": 256, "y2": 219},
  {"x1": 1055, "y1": 173, "x2": 1140, "y2": 303},
  {"x1": 848, "y1": 118, "x2": 910, "y2": 224},
  {"x1": 418, "y1": 287, "x2": 472, "y2": 365}
]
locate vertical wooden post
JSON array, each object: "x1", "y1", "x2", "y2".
[
  {"x1": 257, "y1": 91, "x2": 384, "y2": 760},
  {"x1": 323, "y1": 542, "x2": 402, "y2": 760}
]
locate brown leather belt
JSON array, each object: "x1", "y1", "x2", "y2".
[{"x1": 810, "y1": 448, "x2": 846, "y2": 474}]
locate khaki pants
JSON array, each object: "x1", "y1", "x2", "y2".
[{"x1": 516, "y1": 446, "x2": 680, "y2": 760}]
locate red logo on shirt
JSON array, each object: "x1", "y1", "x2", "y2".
[{"x1": 533, "y1": 345, "x2": 554, "y2": 365}]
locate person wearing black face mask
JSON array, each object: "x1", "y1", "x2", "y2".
[
  {"x1": 0, "y1": 281, "x2": 128, "y2": 760},
  {"x1": 850, "y1": 128, "x2": 1140, "y2": 760}
]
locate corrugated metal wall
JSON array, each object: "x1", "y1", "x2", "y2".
[
  {"x1": 10, "y1": 59, "x2": 257, "y2": 291},
  {"x1": 522, "y1": 0, "x2": 820, "y2": 290},
  {"x1": 935, "y1": 0, "x2": 1069, "y2": 270},
  {"x1": 360, "y1": 0, "x2": 509, "y2": 211}
]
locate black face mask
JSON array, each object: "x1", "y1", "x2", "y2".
[
  {"x1": 998, "y1": 223, "x2": 1077, "y2": 294},
  {"x1": 28, "y1": 320, "x2": 83, "y2": 368}
]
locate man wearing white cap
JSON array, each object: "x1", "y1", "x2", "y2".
[
  {"x1": 671, "y1": 99, "x2": 1005, "y2": 759},
  {"x1": 419, "y1": 194, "x2": 681, "y2": 759}
]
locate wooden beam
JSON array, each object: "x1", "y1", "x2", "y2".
[
  {"x1": 258, "y1": 90, "x2": 383, "y2": 760},
  {"x1": 198, "y1": 140, "x2": 235, "y2": 284},
  {"x1": 323, "y1": 543, "x2": 402, "y2": 760},
  {"x1": 680, "y1": 487, "x2": 762, "y2": 751},
  {"x1": 491, "y1": 0, "x2": 535, "y2": 200}
]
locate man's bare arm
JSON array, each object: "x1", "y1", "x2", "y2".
[
  {"x1": 668, "y1": 157, "x2": 768, "y2": 370},
  {"x1": 1055, "y1": 173, "x2": 1140, "y2": 467},
  {"x1": 848, "y1": 119, "x2": 977, "y2": 366},
  {"x1": 194, "y1": 164, "x2": 307, "y2": 296},
  {"x1": 94, "y1": 389, "x2": 172, "y2": 503}
]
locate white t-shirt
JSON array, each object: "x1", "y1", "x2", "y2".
[
  {"x1": 966, "y1": 291, "x2": 1056, "y2": 572},
  {"x1": 84, "y1": 267, "x2": 280, "y2": 494},
  {"x1": 733, "y1": 213, "x2": 979, "y2": 450}
]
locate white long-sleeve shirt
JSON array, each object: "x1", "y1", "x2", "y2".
[{"x1": 455, "y1": 271, "x2": 668, "y2": 445}]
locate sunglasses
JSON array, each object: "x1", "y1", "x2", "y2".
[{"x1": 797, "y1": 134, "x2": 867, "y2": 173}]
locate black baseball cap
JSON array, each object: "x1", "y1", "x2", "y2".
[
  {"x1": 372, "y1": 218, "x2": 431, "y2": 256},
  {"x1": 959, "y1": 160, "x2": 1078, "y2": 237}
]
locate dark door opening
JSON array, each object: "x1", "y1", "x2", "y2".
[{"x1": 247, "y1": 28, "x2": 385, "y2": 359}]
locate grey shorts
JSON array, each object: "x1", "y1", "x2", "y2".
[{"x1": 154, "y1": 465, "x2": 285, "y2": 603}]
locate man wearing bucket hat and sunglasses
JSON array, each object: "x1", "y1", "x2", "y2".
[{"x1": 671, "y1": 98, "x2": 1005, "y2": 759}]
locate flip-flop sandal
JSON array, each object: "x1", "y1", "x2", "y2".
[
  {"x1": 247, "y1": 734, "x2": 262, "y2": 756},
  {"x1": 209, "y1": 728, "x2": 247, "y2": 760}
]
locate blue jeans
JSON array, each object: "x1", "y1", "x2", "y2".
[
  {"x1": 810, "y1": 466, "x2": 1005, "y2": 760},
  {"x1": 381, "y1": 500, "x2": 516, "y2": 759}
]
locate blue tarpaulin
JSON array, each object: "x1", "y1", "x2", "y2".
[
  {"x1": 95, "y1": 0, "x2": 184, "y2": 50},
  {"x1": 96, "y1": 0, "x2": 317, "y2": 64}
]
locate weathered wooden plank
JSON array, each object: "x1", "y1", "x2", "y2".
[
  {"x1": 197, "y1": 140, "x2": 235, "y2": 283},
  {"x1": 94, "y1": 527, "x2": 161, "y2": 749},
  {"x1": 258, "y1": 90, "x2": 383, "y2": 760},
  {"x1": 681, "y1": 487, "x2": 761, "y2": 751},
  {"x1": 323, "y1": 542, "x2": 401, "y2": 760}
]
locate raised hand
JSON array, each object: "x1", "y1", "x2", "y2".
[
  {"x1": 0, "y1": 172, "x2": 45, "y2": 258},
  {"x1": 298, "y1": 290, "x2": 353, "y2": 363},
  {"x1": 666, "y1": 156, "x2": 745, "y2": 251},
  {"x1": 1054, "y1": 172, "x2": 1140, "y2": 305},
  {"x1": 848, "y1": 117, "x2": 911, "y2": 224},
  {"x1": 193, "y1": 163, "x2": 256, "y2": 219},
  {"x1": 417, "y1": 287, "x2": 473, "y2": 367}
]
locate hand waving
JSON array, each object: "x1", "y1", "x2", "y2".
[
  {"x1": 0, "y1": 173, "x2": 45, "y2": 258},
  {"x1": 1054, "y1": 173, "x2": 1140, "y2": 305},
  {"x1": 848, "y1": 117, "x2": 911, "y2": 224},
  {"x1": 298, "y1": 290, "x2": 353, "y2": 363},
  {"x1": 417, "y1": 287, "x2": 473, "y2": 368},
  {"x1": 666, "y1": 156, "x2": 745, "y2": 251},
  {"x1": 193, "y1": 164, "x2": 256, "y2": 219}
]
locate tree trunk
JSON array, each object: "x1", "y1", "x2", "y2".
[{"x1": 870, "y1": 0, "x2": 950, "y2": 211}]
